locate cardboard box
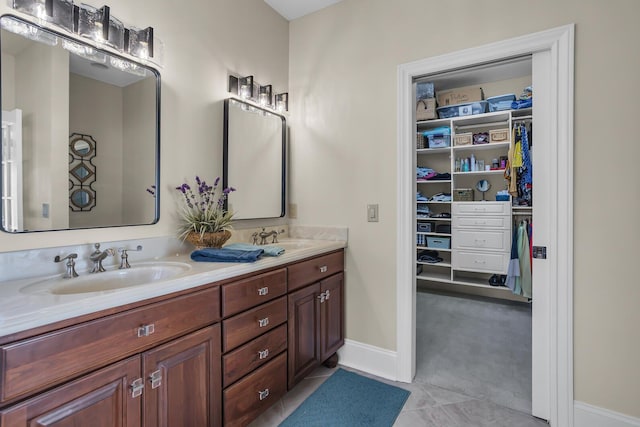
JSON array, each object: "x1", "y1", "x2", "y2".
[
  {"x1": 437, "y1": 86, "x2": 484, "y2": 107},
  {"x1": 416, "y1": 98, "x2": 436, "y2": 121}
]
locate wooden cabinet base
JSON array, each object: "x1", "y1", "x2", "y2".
[{"x1": 323, "y1": 353, "x2": 339, "y2": 369}]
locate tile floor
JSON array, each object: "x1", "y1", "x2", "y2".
[{"x1": 249, "y1": 364, "x2": 548, "y2": 426}]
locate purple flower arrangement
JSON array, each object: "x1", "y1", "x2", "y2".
[{"x1": 175, "y1": 176, "x2": 236, "y2": 240}]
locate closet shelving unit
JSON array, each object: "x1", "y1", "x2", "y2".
[{"x1": 416, "y1": 107, "x2": 532, "y2": 297}]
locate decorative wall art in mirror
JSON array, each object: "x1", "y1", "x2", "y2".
[
  {"x1": 223, "y1": 98, "x2": 286, "y2": 220},
  {"x1": 0, "y1": 15, "x2": 160, "y2": 233}
]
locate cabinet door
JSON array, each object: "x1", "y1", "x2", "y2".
[
  {"x1": 320, "y1": 272, "x2": 344, "y2": 362},
  {"x1": 0, "y1": 356, "x2": 141, "y2": 427},
  {"x1": 287, "y1": 283, "x2": 321, "y2": 389},
  {"x1": 142, "y1": 325, "x2": 221, "y2": 427}
]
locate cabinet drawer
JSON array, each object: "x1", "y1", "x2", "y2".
[
  {"x1": 452, "y1": 216, "x2": 510, "y2": 230},
  {"x1": 452, "y1": 202, "x2": 511, "y2": 216},
  {"x1": 452, "y1": 229, "x2": 510, "y2": 251},
  {"x1": 453, "y1": 250, "x2": 509, "y2": 273},
  {"x1": 223, "y1": 352, "x2": 287, "y2": 427},
  {"x1": 222, "y1": 268, "x2": 286, "y2": 317},
  {"x1": 288, "y1": 250, "x2": 344, "y2": 292},
  {"x1": 223, "y1": 324, "x2": 287, "y2": 388},
  {"x1": 222, "y1": 297, "x2": 287, "y2": 352},
  {"x1": 0, "y1": 286, "x2": 220, "y2": 404}
]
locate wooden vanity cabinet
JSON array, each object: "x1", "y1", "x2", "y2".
[
  {"x1": 287, "y1": 251, "x2": 345, "y2": 389},
  {"x1": 0, "y1": 286, "x2": 222, "y2": 427}
]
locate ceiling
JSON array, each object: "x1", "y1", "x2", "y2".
[{"x1": 264, "y1": 0, "x2": 343, "y2": 21}]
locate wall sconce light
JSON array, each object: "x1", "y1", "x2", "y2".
[
  {"x1": 10, "y1": 0, "x2": 162, "y2": 66},
  {"x1": 275, "y1": 93, "x2": 288, "y2": 112},
  {"x1": 228, "y1": 75, "x2": 255, "y2": 100},
  {"x1": 258, "y1": 85, "x2": 272, "y2": 107}
]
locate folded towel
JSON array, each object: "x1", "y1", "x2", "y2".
[
  {"x1": 224, "y1": 242, "x2": 285, "y2": 257},
  {"x1": 190, "y1": 247, "x2": 264, "y2": 263}
]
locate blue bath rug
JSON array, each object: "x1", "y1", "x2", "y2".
[{"x1": 279, "y1": 368, "x2": 410, "y2": 427}]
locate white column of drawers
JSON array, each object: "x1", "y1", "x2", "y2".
[{"x1": 452, "y1": 202, "x2": 512, "y2": 274}]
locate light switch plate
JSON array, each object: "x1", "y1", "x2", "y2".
[
  {"x1": 288, "y1": 203, "x2": 298, "y2": 219},
  {"x1": 367, "y1": 204, "x2": 379, "y2": 222}
]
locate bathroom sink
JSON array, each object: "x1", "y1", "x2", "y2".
[
  {"x1": 21, "y1": 262, "x2": 192, "y2": 295},
  {"x1": 275, "y1": 240, "x2": 315, "y2": 251}
]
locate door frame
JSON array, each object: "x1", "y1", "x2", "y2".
[{"x1": 396, "y1": 25, "x2": 574, "y2": 426}]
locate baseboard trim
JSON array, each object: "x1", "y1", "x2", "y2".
[
  {"x1": 337, "y1": 339, "x2": 398, "y2": 381},
  {"x1": 575, "y1": 401, "x2": 640, "y2": 427}
]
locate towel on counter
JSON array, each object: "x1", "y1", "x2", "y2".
[
  {"x1": 190, "y1": 247, "x2": 264, "y2": 263},
  {"x1": 224, "y1": 242, "x2": 285, "y2": 257}
]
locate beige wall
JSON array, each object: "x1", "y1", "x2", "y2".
[
  {"x1": 0, "y1": 0, "x2": 288, "y2": 247},
  {"x1": 69, "y1": 73, "x2": 125, "y2": 228},
  {"x1": 288, "y1": 0, "x2": 640, "y2": 418}
]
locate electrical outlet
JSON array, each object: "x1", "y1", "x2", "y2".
[
  {"x1": 367, "y1": 204, "x2": 379, "y2": 222},
  {"x1": 288, "y1": 203, "x2": 298, "y2": 219}
]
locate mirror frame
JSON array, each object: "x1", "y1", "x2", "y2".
[
  {"x1": 222, "y1": 98, "x2": 286, "y2": 219},
  {"x1": 0, "y1": 14, "x2": 162, "y2": 232}
]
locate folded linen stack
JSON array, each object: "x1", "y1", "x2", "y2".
[
  {"x1": 224, "y1": 243, "x2": 285, "y2": 257},
  {"x1": 190, "y1": 247, "x2": 264, "y2": 263}
]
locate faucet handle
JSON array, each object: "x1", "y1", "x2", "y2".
[
  {"x1": 118, "y1": 245, "x2": 143, "y2": 269},
  {"x1": 54, "y1": 253, "x2": 79, "y2": 278},
  {"x1": 251, "y1": 232, "x2": 259, "y2": 245}
]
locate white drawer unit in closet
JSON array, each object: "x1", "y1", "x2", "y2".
[{"x1": 451, "y1": 201, "x2": 512, "y2": 275}]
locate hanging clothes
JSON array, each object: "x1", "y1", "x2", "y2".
[
  {"x1": 517, "y1": 124, "x2": 533, "y2": 206},
  {"x1": 515, "y1": 221, "x2": 532, "y2": 298},
  {"x1": 505, "y1": 225, "x2": 521, "y2": 294}
]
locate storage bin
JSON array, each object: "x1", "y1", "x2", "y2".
[
  {"x1": 486, "y1": 94, "x2": 516, "y2": 112},
  {"x1": 427, "y1": 236, "x2": 451, "y2": 249},
  {"x1": 437, "y1": 101, "x2": 488, "y2": 119},
  {"x1": 416, "y1": 98, "x2": 436, "y2": 121},
  {"x1": 416, "y1": 132, "x2": 425, "y2": 149},
  {"x1": 489, "y1": 128, "x2": 510, "y2": 143},
  {"x1": 422, "y1": 126, "x2": 451, "y2": 148},
  {"x1": 417, "y1": 222, "x2": 433, "y2": 232},
  {"x1": 453, "y1": 188, "x2": 474, "y2": 201},
  {"x1": 454, "y1": 132, "x2": 472, "y2": 146},
  {"x1": 436, "y1": 224, "x2": 451, "y2": 234}
]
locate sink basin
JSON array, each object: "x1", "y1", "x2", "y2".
[
  {"x1": 275, "y1": 240, "x2": 315, "y2": 251},
  {"x1": 21, "y1": 262, "x2": 192, "y2": 295}
]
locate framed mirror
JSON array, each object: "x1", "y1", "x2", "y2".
[
  {"x1": 0, "y1": 15, "x2": 160, "y2": 233},
  {"x1": 223, "y1": 98, "x2": 286, "y2": 220}
]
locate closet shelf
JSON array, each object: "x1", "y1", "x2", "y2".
[
  {"x1": 417, "y1": 180, "x2": 451, "y2": 184},
  {"x1": 417, "y1": 147, "x2": 450, "y2": 154},
  {"x1": 417, "y1": 217, "x2": 452, "y2": 222},
  {"x1": 417, "y1": 261, "x2": 452, "y2": 268},
  {"x1": 416, "y1": 246, "x2": 451, "y2": 252},
  {"x1": 417, "y1": 232, "x2": 451, "y2": 237},
  {"x1": 452, "y1": 142, "x2": 510, "y2": 151},
  {"x1": 453, "y1": 170, "x2": 505, "y2": 176}
]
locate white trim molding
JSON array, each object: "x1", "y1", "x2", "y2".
[
  {"x1": 396, "y1": 24, "x2": 574, "y2": 427},
  {"x1": 337, "y1": 339, "x2": 397, "y2": 381},
  {"x1": 575, "y1": 402, "x2": 640, "y2": 427}
]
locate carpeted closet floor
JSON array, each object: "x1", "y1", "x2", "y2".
[{"x1": 415, "y1": 290, "x2": 533, "y2": 414}]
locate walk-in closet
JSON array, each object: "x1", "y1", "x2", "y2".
[{"x1": 413, "y1": 56, "x2": 537, "y2": 415}]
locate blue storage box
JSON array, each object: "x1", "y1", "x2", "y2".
[
  {"x1": 486, "y1": 94, "x2": 517, "y2": 112},
  {"x1": 417, "y1": 222, "x2": 433, "y2": 232},
  {"x1": 422, "y1": 126, "x2": 451, "y2": 148},
  {"x1": 437, "y1": 101, "x2": 488, "y2": 119},
  {"x1": 427, "y1": 236, "x2": 450, "y2": 249}
]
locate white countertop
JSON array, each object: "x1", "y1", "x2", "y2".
[{"x1": 0, "y1": 239, "x2": 346, "y2": 338}]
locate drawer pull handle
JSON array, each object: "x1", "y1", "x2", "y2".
[
  {"x1": 258, "y1": 349, "x2": 270, "y2": 360},
  {"x1": 149, "y1": 370, "x2": 162, "y2": 389},
  {"x1": 130, "y1": 378, "x2": 144, "y2": 398},
  {"x1": 317, "y1": 292, "x2": 326, "y2": 303},
  {"x1": 474, "y1": 260, "x2": 487, "y2": 264},
  {"x1": 258, "y1": 388, "x2": 270, "y2": 401},
  {"x1": 258, "y1": 286, "x2": 269, "y2": 296},
  {"x1": 325, "y1": 289, "x2": 330, "y2": 301},
  {"x1": 137, "y1": 324, "x2": 155, "y2": 337},
  {"x1": 319, "y1": 265, "x2": 328, "y2": 273},
  {"x1": 258, "y1": 317, "x2": 269, "y2": 328}
]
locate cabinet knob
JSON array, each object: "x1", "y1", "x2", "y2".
[
  {"x1": 149, "y1": 370, "x2": 162, "y2": 389},
  {"x1": 317, "y1": 292, "x2": 325, "y2": 303},
  {"x1": 319, "y1": 265, "x2": 328, "y2": 273},
  {"x1": 137, "y1": 324, "x2": 155, "y2": 337},
  {"x1": 258, "y1": 349, "x2": 270, "y2": 360},
  {"x1": 257, "y1": 286, "x2": 269, "y2": 296},
  {"x1": 258, "y1": 317, "x2": 269, "y2": 328},
  {"x1": 130, "y1": 378, "x2": 144, "y2": 398},
  {"x1": 258, "y1": 388, "x2": 270, "y2": 401}
]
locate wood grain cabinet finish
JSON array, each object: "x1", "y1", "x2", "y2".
[
  {"x1": 222, "y1": 296, "x2": 287, "y2": 353},
  {"x1": 287, "y1": 250, "x2": 344, "y2": 292},
  {"x1": 223, "y1": 352, "x2": 287, "y2": 427},
  {"x1": 0, "y1": 286, "x2": 220, "y2": 405},
  {"x1": 221, "y1": 268, "x2": 287, "y2": 317},
  {"x1": 0, "y1": 356, "x2": 141, "y2": 427},
  {"x1": 288, "y1": 272, "x2": 344, "y2": 389},
  {"x1": 143, "y1": 325, "x2": 221, "y2": 427}
]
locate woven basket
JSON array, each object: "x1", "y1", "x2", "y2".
[{"x1": 186, "y1": 230, "x2": 232, "y2": 249}]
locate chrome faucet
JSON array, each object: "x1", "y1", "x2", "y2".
[
  {"x1": 118, "y1": 245, "x2": 143, "y2": 269},
  {"x1": 54, "y1": 253, "x2": 79, "y2": 278},
  {"x1": 256, "y1": 228, "x2": 284, "y2": 245},
  {"x1": 89, "y1": 243, "x2": 115, "y2": 273}
]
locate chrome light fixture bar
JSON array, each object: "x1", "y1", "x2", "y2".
[
  {"x1": 10, "y1": 0, "x2": 163, "y2": 66},
  {"x1": 228, "y1": 75, "x2": 288, "y2": 113}
]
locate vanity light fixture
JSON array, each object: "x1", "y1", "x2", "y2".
[
  {"x1": 9, "y1": 0, "x2": 163, "y2": 66},
  {"x1": 0, "y1": 13, "x2": 58, "y2": 45},
  {"x1": 275, "y1": 93, "x2": 288, "y2": 112},
  {"x1": 258, "y1": 84, "x2": 273, "y2": 107},
  {"x1": 228, "y1": 75, "x2": 255, "y2": 100}
]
